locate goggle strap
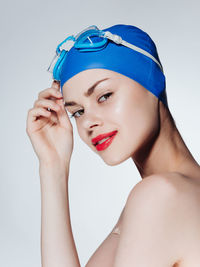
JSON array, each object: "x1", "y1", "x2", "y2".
[{"x1": 103, "y1": 31, "x2": 163, "y2": 72}]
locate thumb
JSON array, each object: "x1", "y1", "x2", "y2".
[{"x1": 52, "y1": 80, "x2": 60, "y2": 91}]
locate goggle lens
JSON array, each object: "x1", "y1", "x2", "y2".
[
  {"x1": 47, "y1": 25, "x2": 107, "y2": 77},
  {"x1": 74, "y1": 25, "x2": 107, "y2": 51}
]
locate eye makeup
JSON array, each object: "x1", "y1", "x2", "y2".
[{"x1": 69, "y1": 91, "x2": 113, "y2": 119}]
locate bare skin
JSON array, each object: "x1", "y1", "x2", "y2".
[
  {"x1": 62, "y1": 68, "x2": 200, "y2": 266},
  {"x1": 26, "y1": 68, "x2": 200, "y2": 266}
]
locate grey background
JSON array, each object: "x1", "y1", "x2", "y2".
[{"x1": 1, "y1": 0, "x2": 200, "y2": 266}]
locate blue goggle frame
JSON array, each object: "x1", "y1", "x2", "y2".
[{"x1": 47, "y1": 25, "x2": 163, "y2": 82}]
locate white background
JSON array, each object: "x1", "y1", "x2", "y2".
[{"x1": 1, "y1": 0, "x2": 200, "y2": 266}]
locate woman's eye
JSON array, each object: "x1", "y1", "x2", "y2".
[
  {"x1": 98, "y1": 92, "x2": 113, "y2": 103},
  {"x1": 70, "y1": 109, "x2": 84, "y2": 119},
  {"x1": 70, "y1": 92, "x2": 113, "y2": 119}
]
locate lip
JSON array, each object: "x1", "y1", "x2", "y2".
[
  {"x1": 95, "y1": 133, "x2": 117, "y2": 151},
  {"x1": 92, "y1": 130, "x2": 118, "y2": 146}
]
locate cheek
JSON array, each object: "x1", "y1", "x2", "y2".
[
  {"x1": 103, "y1": 93, "x2": 124, "y2": 115},
  {"x1": 108, "y1": 94, "x2": 159, "y2": 150},
  {"x1": 104, "y1": 93, "x2": 137, "y2": 126}
]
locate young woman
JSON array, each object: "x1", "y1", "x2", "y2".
[{"x1": 26, "y1": 24, "x2": 200, "y2": 267}]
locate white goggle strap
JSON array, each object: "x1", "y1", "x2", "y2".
[{"x1": 103, "y1": 31, "x2": 163, "y2": 72}]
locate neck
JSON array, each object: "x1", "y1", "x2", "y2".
[{"x1": 131, "y1": 102, "x2": 200, "y2": 180}]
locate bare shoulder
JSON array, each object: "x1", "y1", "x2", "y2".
[
  {"x1": 127, "y1": 171, "x2": 200, "y2": 203},
  {"x1": 124, "y1": 171, "x2": 200, "y2": 232},
  {"x1": 112, "y1": 172, "x2": 200, "y2": 266},
  {"x1": 124, "y1": 173, "x2": 180, "y2": 224},
  {"x1": 126, "y1": 173, "x2": 178, "y2": 204},
  {"x1": 85, "y1": 173, "x2": 200, "y2": 267},
  {"x1": 113, "y1": 173, "x2": 191, "y2": 267}
]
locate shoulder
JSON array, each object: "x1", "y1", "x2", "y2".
[
  {"x1": 124, "y1": 172, "x2": 186, "y2": 221},
  {"x1": 124, "y1": 172, "x2": 200, "y2": 228},
  {"x1": 126, "y1": 173, "x2": 178, "y2": 205},
  {"x1": 113, "y1": 174, "x2": 184, "y2": 266}
]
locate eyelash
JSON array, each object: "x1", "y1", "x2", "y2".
[{"x1": 70, "y1": 92, "x2": 113, "y2": 119}]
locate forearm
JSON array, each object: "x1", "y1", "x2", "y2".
[{"x1": 39, "y1": 161, "x2": 81, "y2": 267}]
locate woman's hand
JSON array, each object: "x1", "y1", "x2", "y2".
[{"x1": 26, "y1": 81, "x2": 74, "y2": 166}]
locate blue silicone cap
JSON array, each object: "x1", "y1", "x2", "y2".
[{"x1": 60, "y1": 24, "x2": 168, "y2": 107}]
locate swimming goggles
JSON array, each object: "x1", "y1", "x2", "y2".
[{"x1": 47, "y1": 25, "x2": 163, "y2": 81}]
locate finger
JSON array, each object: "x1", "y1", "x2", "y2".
[
  {"x1": 28, "y1": 107, "x2": 51, "y2": 123},
  {"x1": 51, "y1": 80, "x2": 60, "y2": 91},
  {"x1": 34, "y1": 99, "x2": 61, "y2": 112},
  {"x1": 26, "y1": 107, "x2": 59, "y2": 134},
  {"x1": 38, "y1": 87, "x2": 63, "y2": 100}
]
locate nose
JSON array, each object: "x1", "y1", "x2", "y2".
[{"x1": 82, "y1": 111, "x2": 103, "y2": 130}]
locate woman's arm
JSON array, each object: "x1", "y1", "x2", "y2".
[
  {"x1": 26, "y1": 80, "x2": 80, "y2": 266},
  {"x1": 39, "y1": 161, "x2": 81, "y2": 267}
]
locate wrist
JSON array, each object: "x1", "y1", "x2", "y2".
[
  {"x1": 39, "y1": 159, "x2": 70, "y2": 181},
  {"x1": 39, "y1": 156, "x2": 70, "y2": 169}
]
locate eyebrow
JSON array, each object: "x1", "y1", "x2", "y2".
[{"x1": 64, "y1": 77, "x2": 110, "y2": 107}]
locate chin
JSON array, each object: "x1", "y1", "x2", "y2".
[{"x1": 101, "y1": 152, "x2": 132, "y2": 166}]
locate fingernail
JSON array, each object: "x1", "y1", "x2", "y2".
[{"x1": 54, "y1": 80, "x2": 60, "y2": 84}]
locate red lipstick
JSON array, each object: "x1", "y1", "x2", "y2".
[{"x1": 92, "y1": 130, "x2": 118, "y2": 151}]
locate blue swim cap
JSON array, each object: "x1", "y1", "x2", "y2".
[{"x1": 60, "y1": 24, "x2": 168, "y2": 107}]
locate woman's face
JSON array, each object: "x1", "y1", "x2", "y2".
[{"x1": 62, "y1": 69, "x2": 159, "y2": 166}]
